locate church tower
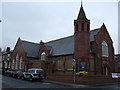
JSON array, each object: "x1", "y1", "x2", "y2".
[{"x1": 74, "y1": 2, "x2": 90, "y2": 72}]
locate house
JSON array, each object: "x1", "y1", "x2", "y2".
[
  {"x1": 0, "y1": 48, "x2": 2, "y2": 73},
  {"x1": 11, "y1": 3, "x2": 115, "y2": 77},
  {"x1": 2, "y1": 47, "x2": 13, "y2": 73},
  {"x1": 115, "y1": 54, "x2": 120, "y2": 72}
]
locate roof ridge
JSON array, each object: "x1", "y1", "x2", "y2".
[
  {"x1": 21, "y1": 40, "x2": 39, "y2": 45},
  {"x1": 90, "y1": 28, "x2": 100, "y2": 31},
  {"x1": 46, "y1": 35, "x2": 74, "y2": 44},
  {"x1": 20, "y1": 28, "x2": 100, "y2": 46},
  {"x1": 46, "y1": 28, "x2": 99, "y2": 44}
]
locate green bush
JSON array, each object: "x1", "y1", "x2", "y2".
[{"x1": 75, "y1": 71, "x2": 88, "y2": 76}]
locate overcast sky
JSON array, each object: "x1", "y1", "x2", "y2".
[{"x1": 0, "y1": 1, "x2": 119, "y2": 54}]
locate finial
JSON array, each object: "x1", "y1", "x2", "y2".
[
  {"x1": 102, "y1": 23, "x2": 105, "y2": 27},
  {"x1": 100, "y1": 23, "x2": 106, "y2": 28},
  {"x1": 18, "y1": 37, "x2": 21, "y2": 41},
  {"x1": 103, "y1": 22, "x2": 105, "y2": 25},
  {"x1": 81, "y1": 0, "x2": 83, "y2": 6},
  {"x1": 40, "y1": 40, "x2": 43, "y2": 44}
]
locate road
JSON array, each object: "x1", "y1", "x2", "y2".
[
  {"x1": 1, "y1": 75, "x2": 120, "y2": 89},
  {"x1": 2, "y1": 75, "x2": 73, "y2": 88}
]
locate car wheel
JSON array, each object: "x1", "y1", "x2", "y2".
[
  {"x1": 17, "y1": 76, "x2": 20, "y2": 79},
  {"x1": 29, "y1": 76, "x2": 33, "y2": 81},
  {"x1": 39, "y1": 77, "x2": 42, "y2": 82},
  {"x1": 39, "y1": 78, "x2": 42, "y2": 82},
  {"x1": 22, "y1": 76, "x2": 25, "y2": 80},
  {"x1": 13, "y1": 75, "x2": 15, "y2": 78}
]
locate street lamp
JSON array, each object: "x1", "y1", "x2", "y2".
[{"x1": 72, "y1": 59, "x2": 76, "y2": 84}]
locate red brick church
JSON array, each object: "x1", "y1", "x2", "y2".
[{"x1": 11, "y1": 3, "x2": 115, "y2": 77}]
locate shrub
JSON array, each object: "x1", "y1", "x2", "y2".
[{"x1": 75, "y1": 71, "x2": 88, "y2": 76}]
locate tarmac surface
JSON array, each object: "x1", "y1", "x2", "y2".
[{"x1": 1, "y1": 74, "x2": 120, "y2": 90}]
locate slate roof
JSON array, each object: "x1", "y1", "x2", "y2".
[
  {"x1": 46, "y1": 36, "x2": 74, "y2": 56},
  {"x1": 21, "y1": 29, "x2": 99, "y2": 58},
  {"x1": 22, "y1": 41, "x2": 39, "y2": 58},
  {"x1": 90, "y1": 28, "x2": 100, "y2": 41}
]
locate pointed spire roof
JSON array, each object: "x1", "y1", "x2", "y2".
[{"x1": 77, "y1": 1, "x2": 87, "y2": 20}]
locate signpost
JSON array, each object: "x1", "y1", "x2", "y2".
[{"x1": 72, "y1": 59, "x2": 76, "y2": 84}]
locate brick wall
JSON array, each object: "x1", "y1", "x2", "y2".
[{"x1": 46, "y1": 74, "x2": 119, "y2": 84}]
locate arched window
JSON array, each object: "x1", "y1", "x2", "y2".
[
  {"x1": 12, "y1": 59, "x2": 14, "y2": 69},
  {"x1": 41, "y1": 52, "x2": 46, "y2": 60},
  {"x1": 15, "y1": 54, "x2": 19, "y2": 69},
  {"x1": 87, "y1": 24, "x2": 89, "y2": 31},
  {"x1": 19, "y1": 56, "x2": 23, "y2": 69},
  {"x1": 76, "y1": 24, "x2": 78, "y2": 31},
  {"x1": 81, "y1": 23, "x2": 84, "y2": 31},
  {"x1": 102, "y1": 41, "x2": 108, "y2": 57}
]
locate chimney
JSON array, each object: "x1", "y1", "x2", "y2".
[{"x1": 6, "y1": 47, "x2": 10, "y2": 52}]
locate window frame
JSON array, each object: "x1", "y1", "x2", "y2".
[
  {"x1": 19, "y1": 56, "x2": 22, "y2": 69},
  {"x1": 81, "y1": 23, "x2": 84, "y2": 31},
  {"x1": 12, "y1": 59, "x2": 14, "y2": 69},
  {"x1": 57, "y1": 60, "x2": 64, "y2": 70},
  {"x1": 80, "y1": 61, "x2": 87, "y2": 71},
  {"x1": 87, "y1": 24, "x2": 89, "y2": 31},
  {"x1": 76, "y1": 24, "x2": 78, "y2": 31},
  {"x1": 67, "y1": 59, "x2": 73, "y2": 70},
  {"x1": 102, "y1": 41, "x2": 108, "y2": 57},
  {"x1": 15, "y1": 54, "x2": 19, "y2": 69},
  {"x1": 41, "y1": 52, "x2": 46, "y2": 60}
]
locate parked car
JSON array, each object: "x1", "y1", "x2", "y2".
[
  {"x1": 3, "y1": 69, "x2": 10, "y2": 76},
  {"x1": 2, "y1": 68, "x2": 7, "y2": 75},
  {"x1": 13, "y1": 70, "x2": 24, "y2": 79},
  {"x1": 22, "y1": 68, "x2": 45, "y2": 81},
  {"x1": 3, "y1": 69, "x2": 8, "y2": 76},
  {"x1": 3, "y1": 69, "x2": 16, "y2": 77},
  {"x1": 9, "y1": 69, "x2": 16, "y2": 77}
]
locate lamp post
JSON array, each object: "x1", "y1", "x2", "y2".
[{"x1": 72, "y1": 59, "x2": 76, "y2": 84}]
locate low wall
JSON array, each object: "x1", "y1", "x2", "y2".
[{"x1": 46, "y1": 74, "x2": 119, "y2": 84}]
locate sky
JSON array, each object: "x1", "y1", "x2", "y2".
[
  {"x1": 0, "y1": 1, "x2": 119, "y2": 54},
  {"x1": 118, "y1": 1, "x2": 120, "y2": 53}
]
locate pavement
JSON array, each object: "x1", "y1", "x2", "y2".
[
  {"x1": 44, "y1": 79, "x2": 120, "y2": 89},
  {"x1": 44, "y1": 79, "x2": 89, "y2": 88}
]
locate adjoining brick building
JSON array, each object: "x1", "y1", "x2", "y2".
[
  {"x1": 2, "y1": 47, "x2": 13, "y2": 73},
  {"x1": 115, "y1": 54, "x2": 120, "y2": 73},
  {"x1": 0, "y1": 48, "x2": 2, "y2": 70},
  {"x1": 11, "y1": 3, "x2": 115, "y2": 77}
]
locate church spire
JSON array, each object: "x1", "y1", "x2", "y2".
[{"x1": 77, "y1": 1, "x2": 87, "y2": 20}]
